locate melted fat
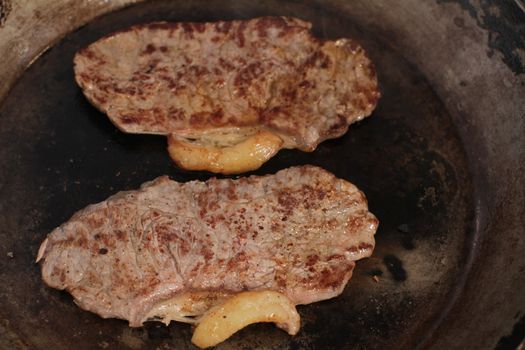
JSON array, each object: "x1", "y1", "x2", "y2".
[{"x1": 144, "y1": 291, "x2": 232, "y2": 325}]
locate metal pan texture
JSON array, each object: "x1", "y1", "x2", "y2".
[{"x1": 0, "y1": 1, "x2": 523, "y2": 349}]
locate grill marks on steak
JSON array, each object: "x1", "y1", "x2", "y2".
[
  {"x1": 37, "y1": 166, "x2": 378, "y2": 326},
  {"x1": 74, "y1": 17, "x2": 379, "y2": 151}
]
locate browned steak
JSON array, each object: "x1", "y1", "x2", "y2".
[
  {"x1": 74, "y1": 17, "x2": 379, "y2": 151},
  {"x1": 37, "y1": 166, "x2": 378, "y2": 326}
]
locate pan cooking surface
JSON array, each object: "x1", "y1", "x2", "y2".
[{"x1": 0, "y1": 1, "x2": 473, "y2": 349}]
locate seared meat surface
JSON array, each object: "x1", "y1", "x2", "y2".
[
  {"x1": 37, "y1": 166, "x2": 377, "y2": 326},
  {"x1": 74, "y1": 17, "x2": 379, "y2": 172}
]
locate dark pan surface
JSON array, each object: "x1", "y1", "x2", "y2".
[{"x1": 0, "y1": 1, "x2": 474, "y2": 349}]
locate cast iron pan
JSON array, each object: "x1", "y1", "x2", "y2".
[{"x1": 0, "y1": 1, "x2": 523, "y2": 349}]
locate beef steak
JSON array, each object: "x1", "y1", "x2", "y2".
[
  {"x1": 73, "y1": 17, "x2": 380, "y2": 172},
  {"x1": 37, "y1": 166, "x2": 378, "y2": 326}
]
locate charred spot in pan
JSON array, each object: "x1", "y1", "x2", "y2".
[
  {"x1": 383, "y1": 255, "x2": 407, "y2": 281},
  {"x1": 98, "y1": 248, "x2": 108, "y2": 255}
]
